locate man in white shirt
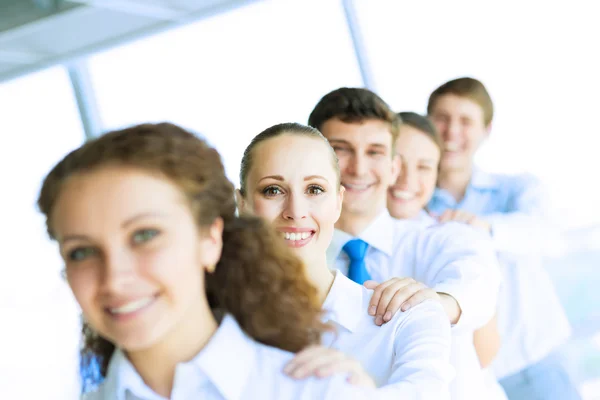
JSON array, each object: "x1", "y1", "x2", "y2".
[
  {"x1": 306, "y1": 87, "x2": 502, "y2": 400},
  {"x1": 426, "y1": 77, "x2": 578, "y2": 399}
]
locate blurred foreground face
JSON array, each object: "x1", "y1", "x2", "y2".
[{"x1": 52, "y1": 166, "x2": 221, "y2": 353}]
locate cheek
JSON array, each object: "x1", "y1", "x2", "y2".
[
  {"x1": 252, "y1": 199, "x2": 282, "y2": 222},
  {"x1": 67, "y1": 268, "x2": 98, "y2": 313}
]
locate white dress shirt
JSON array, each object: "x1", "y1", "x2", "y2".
[
  {"x1": 428, "y1": 170, "x2": 571, "y2": 380},
  {"x1": 322, "y1": 271, "x2": 453, "y2": 399},
  {"x1": 84, "y1": 314, "x2": 377, "y2": 400},
  {"x1": 327, "y1": 210, "x2": 501, "y2": 400}
]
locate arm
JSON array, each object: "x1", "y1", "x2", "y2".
[
  {"x1": 376, "y1": 301, "x2": 453, "y2": 399},
  {"x1": 473, "y1": 314, "x2": 501, "y2": 368},
  {"x1": 422, "y1": 222, "x2": 501, "y2": 331},
  {"x1": 483, "y1": 175, "x2": 556, "y2": 256}
]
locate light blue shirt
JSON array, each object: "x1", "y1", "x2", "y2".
[
  {"x1": 84, "y1": 315, "x2": 376, "y2": 400},
  {"x1": 428, "y1": 169, "x2": 571, "y2": 379}
]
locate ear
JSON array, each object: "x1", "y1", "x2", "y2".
[
  {"x1": 484, "y1": 122, "x2": 492, "y2": 138},
  {"x1": 334, "y1": 185, "x2": 345, "y2": 222},
  {"x1": 199, "y1": 217, "x2": 224, "y2": 274},
  {"x1": 235, "y1": 189, "x2": 248, "y2": 215}
]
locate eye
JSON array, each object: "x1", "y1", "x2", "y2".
[
  {"x1": 368, "y1": 150, "x2": 386, "y2": 157},
  {"x1": 418, "y1": 165, "x2": 433, "y2": 171},
  {"x1": 306, "y1": 185, "x2": 325, "y2": 196},
  {"x1": 68, "y1": 247, "x2": 97, "y2": 262},
  {"x1": 332, "y1": 146, "x2": 350, "y2": 153},
  {"x1": 262, "y1": 185, "x2": 283, "y2": 197},
  {"x1": 132, "y1": 229, "x2": 159, "y2": 244}
]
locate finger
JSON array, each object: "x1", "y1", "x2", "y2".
[
  {"x1": 401, "y1": 287, "x2": 439, "y2": 312},
  {"x1": 284, "y1": 346, "x2": 331, "y2": 373},
  {"x1": 368, "y1": 278, "x2": 402, "y2": 315},
  {"x1": 377, "y1": 283, "x2": 424, "y2": 321},
  {"x1": 375, "y1": 279, "x2": 414, "y2": 319},
  {"x1": 363, "y1": 280, "x2": 379, "y2": 290},
  {"x1": 382, "y1": 285, "x2": 425, "y2": 322},
  {"x1": 285, "y1": 350, "x2": 346, "y2": 379},
  {"x1": 314, "y1": 358, "x2": 362, "y2": 378},
  {"x1": 438, "y1": 209, "x2": 456, "y2": 223}
]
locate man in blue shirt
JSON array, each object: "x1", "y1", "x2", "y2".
[{"x1": 426, "y1": 77, "x2": 579, "y2": 399}]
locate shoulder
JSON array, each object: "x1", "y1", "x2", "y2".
[{"x1": 481, "y1": 171, "x2": 543, "y2": 193}]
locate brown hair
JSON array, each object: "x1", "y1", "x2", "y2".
[
  {"x1": 427, "y1": 77, "x2": 494, "y2": 126},
  {"x1": 307, "y1": 87, "x2": 401, "y2": 142},
  {"x1": 37, "y1": 123, "x2": 328, "y2": 377},
  {"x1": 239, "y1": 122, "x2": 340, "y2": 196},
  {"x1": 397, "y1": 111, "x2": 443, "y2": 152}
]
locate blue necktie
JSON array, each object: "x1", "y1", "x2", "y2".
[{"x1": 342, "y1": 239, "x2": 371, "y2": 284}]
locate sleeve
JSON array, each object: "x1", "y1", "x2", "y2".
[
  {"x1": 420, "y1": 222, "x2": 501, "y2": 332},
  {"x1": 376, "y1": 301, "x2": 453, "y2": 400},
  {"x1": 484, "y1": 174, "x2": 560, "y2": 256}
]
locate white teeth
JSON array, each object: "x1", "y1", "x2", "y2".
[
  {"x1": 444, "y1": 142, "x2": 460, "y2": 151},
  {"x1": 109, "y1": 297, "x2": 154, "y2": 315},
  {"x1": 283, "y1": 232, "x2": 312, "y2": 241},
  {"x1": 391, "y1": 190, "x2": 416, "y2": 200},
  {"x1": 343, "y1": 183, "x2": 370, "y2": 190}
]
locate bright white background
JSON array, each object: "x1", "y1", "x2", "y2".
[{"x1": 1, "y1": 0, "x2": 599, "y2": 398}]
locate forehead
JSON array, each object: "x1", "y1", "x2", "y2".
[
  {"x1": 320, "y1": 118, "x2": 393, "y2": 148},
  {"x1": 52, "y1": 167, "x2": 184, "y2": 235},
  {"x1": 431, "y1": 94, "x2": 485, "y2": 120},
  {"x1": 395, "y1": 126, "x2": 441, "y2": 157},
  {"x1": 250, "y1": 134, "x2": 337, "y2": 180}
]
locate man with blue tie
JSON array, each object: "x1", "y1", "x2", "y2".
[
  {"x1": 308, "y1": 87, "x2": 503, "y2": 400},
  {"x1": 426, "y1": 77, "x2": 579, "y2": 399}
]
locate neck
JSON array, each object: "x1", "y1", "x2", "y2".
[
  {"x1": 437, "y1": 165, "x2": 474, "y2": 203},
  {"x1": 335, "y1": 208, "x2": 380, "y2": 237},
  {"x1": 304, "y1": 253, "x2": 335, "y2": 305},
  {"x1": 126, "y1": 297, "x2": 218, "y2": 398}
]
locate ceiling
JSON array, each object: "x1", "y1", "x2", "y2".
[{"x1": 0, "y1": 0, "x2": 253, "y2": 83}]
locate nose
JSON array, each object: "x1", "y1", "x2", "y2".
[
  {"x1": 445, "y1": 119, "x2": 461, "y2": 142},
  {"x1": 282, "y1": 191, "x2": 308, "y2": 221},
  {"x1": 101, "y1": 248, "x2": 137, "y2": 294},
  {"x1": 347, "y1": 153, "x2": 368, "y2": 177},
  {"x1": 398, "y1": 164, "x2": 418, "y2": 190}
]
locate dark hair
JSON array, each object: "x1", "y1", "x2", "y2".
[
  {"x1": 427, "y1": 77, "x2": 494, "y2": 125},
  {"x1": 37, "y1": 123, "x2": 329, "y2": 377},
  {"x1": 239, "y1": 122, "x2": 340, "y2": 196},
  {"x1": 397, "y1": 111, "x2": 443, "y2": 152},
  {"x1": 307, "y1": 87, "x2": 401, "y2": 141}
]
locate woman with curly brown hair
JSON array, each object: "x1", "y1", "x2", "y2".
[
  {"x1": 237, "y1": 122, "x2": 454, "y2": 399},
  {"x1": 37, "y1": 122, "x2": 373, "y2": 399}
]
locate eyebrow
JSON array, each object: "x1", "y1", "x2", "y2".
[
  {"x1": 59, "y1": 212, "x2": 167, "y2": 245},
  {"x1": 328, "y1": 138, "x2": 389, "y2": 150},
  {"x1": 258, "y1": 175, "x2": 330, "y2": 184}
]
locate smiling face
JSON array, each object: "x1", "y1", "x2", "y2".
[
  {"x1": 51, "y1": 166, "x2": 222, "y2": 353},
  {"x1": 239, "y1": 134, "x2": 343, "y2": 267},
  {"x1": 320, "y1": 118, "x2": 398, "y2": 224},
  {"x1": 387, "y1": 125, "x2": 441, "y2": 219},
  {"x1": 429, "y1": 94, "x2": 490, "y2": 172}
]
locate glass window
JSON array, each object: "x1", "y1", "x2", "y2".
[
  {"x1": 353, "y1": 0, "x2": 600, "y2": 230},
  {"x1": 0, "y1": 67, "x2": 83, "y2": 399},
  {"x1": 88, "y1": 0, "x2": 363, "y2": 188}
]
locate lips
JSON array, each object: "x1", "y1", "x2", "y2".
[
  {"x1": 105, "y1": 294, "x2": 158, "y2": 316},
  {"x1": 389, "y1": 189, "x2": 416, "y2": 200},
  {"x1": 342, "y1": 182, "x2": 375, "y2": 192}
]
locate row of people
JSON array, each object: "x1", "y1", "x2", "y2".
[{"x1": 43, "y1": 78, "x2": 577, "y2": 399}]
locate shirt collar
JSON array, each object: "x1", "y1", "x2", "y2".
[
  {"x1": 322, "y1": 271, "x2": 365, "y2": 333},
  {"x1": 102, "y1": 314, "x2": 254, "y2": 400},
  {"x1": 326, "y1": 211, "x2": 396, "y2": 262}
]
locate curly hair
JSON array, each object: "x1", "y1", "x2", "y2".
[{"x1": 37, "y1": 122, "x2": 328, "y2": 377}]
